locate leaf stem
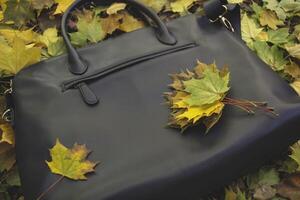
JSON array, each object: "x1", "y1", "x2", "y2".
[
  {"x1": 36, "y1": 175, "x2": 64, "y2": 200},
  {"x1": 222, "y1": 97, "x2": 278, "y2": 116}
]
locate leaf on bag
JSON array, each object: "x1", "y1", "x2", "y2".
[
  {"x1": 0, "y1": 37, "x2": 41, "y2": 74},
  {"x1": 70, "y1": 10, "x2": 105, "y2": 47},
  {"x1": 46, "y1": 139, "x2": 97, "y2": 180},
  {"x1": 259, "y1": 9, "x2": 284, "y2": 30},
  {"x1": 165, "y1": 61, "x2": 228, "y2": 132},
  {"x1": 165, "y1": 61, "x2": 277, "y2": 133},
  {"x1": 54, "y1": 0, "x2": 75, "y2": 14},
  {"x1": 183, "y1": 66, "x2": 230, "y2": 106}
]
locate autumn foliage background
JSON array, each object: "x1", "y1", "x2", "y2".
[{"x1": 0, "y1": 0, "x2": 299, "y2": 199}]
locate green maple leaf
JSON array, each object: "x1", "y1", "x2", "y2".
[
  {"x1": 290, "y1": 141, "x2": 300, "y2": 171},
  {"x1": 183, "y1": 63, "x2": 230, "y2": 106},
  {"x1": 46, "y1": 139, "x2": 98, "y2": 180},
  {"x1": 279, "y1": 0, "x2": 300, "y2": 15},
  {"x1": 253, "y1": 41, "x2": 287, "y2": 71},
  {"x1": 241, "y1": 13, "x2": 263, "y2": 48},
  {"x1": 39, "y1": 28, "x2": 66, "y2": 57},
  {"x1": 267, "y1": 28, "x2": 290, "y2": 45},
  {"x1": 70, "y1": 10, "x2": 105, "y2": 47},
  {"x1": 264, "y1": 0, "x2": 287, "y2": 20},
  {"x1": 247, "y1": 167, "x2": 280, "y2": 190}
]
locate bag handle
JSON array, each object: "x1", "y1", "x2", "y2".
[{"x1": 61, "y1": 0, "x2": 177, "y2": 75}]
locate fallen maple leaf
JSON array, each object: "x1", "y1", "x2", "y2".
[
  {"x1": 0, "y1": 124, "x2": 15, "y2": 172},
  {"x1": 46, "y1": 139, "x2": 97, "y2": 180},
  {"x1": 170, "y1": 0, "x2": 195, "y2": 14},
  {"x1": 106, "y1": 3, "x2": 126, "y2": 15},
  {"x1": 70, "y1": 10, "x2": 105, "y2": 47},
  {"x1": 241, "y1": 13, "x2": 263, "y2": 48},
  {"x1": 0, "y1": 37, "x2": 41, "y2": 74},
  {"x1": 119, "y1": 12, "x2": 145, "y2": 32},
  {"x1": 285, "y1": 44, "x2": 300, "y2": 59},
  {"x1": 0, "y1": 124, "x2": 14, "y2": 146},
  {"x1": 39, "y1": 28, "x2": 66, "y2": 57},
  {"x1": 259, "y1": 9, "x2": 284, "y2": 30},
  {"x1": 54, "y1": 0, "x2": 74, "y2": 14},
  {"x1": 0, "y1": 28, "x2": 39, "y2": 45},
  {"x1": 140, "y1": 0, "x2": 168, "y2": 12}
]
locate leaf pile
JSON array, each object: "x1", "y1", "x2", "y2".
[
  {"x1": 241, "y1": 0, "x2": 300, "y2": 93},
  {"x1": 165, "y1": 61, "x2": 229, "y2": 132}
]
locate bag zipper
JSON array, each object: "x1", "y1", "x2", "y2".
[{"x1": 62, "y1": 43, "x2": 197, "y2": 105}]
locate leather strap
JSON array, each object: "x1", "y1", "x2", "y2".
[{"x1": 61, "y1": 0, "x2": 177, "y2": 75}]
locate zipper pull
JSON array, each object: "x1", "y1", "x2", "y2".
[{"x1": 77, "y1": 83, "x2": 99, "y2": 106}]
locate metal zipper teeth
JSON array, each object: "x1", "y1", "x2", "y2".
[{"x1": 62, "y1": 43, "x2": 198, "y2": 90}]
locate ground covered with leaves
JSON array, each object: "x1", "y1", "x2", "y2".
[{"x1": 0, "y1": 0, "x2": 299, "y2": 199}]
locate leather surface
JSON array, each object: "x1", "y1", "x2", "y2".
[{"x1": 12, "y1": 14, "x2": 300, "y2": 200}]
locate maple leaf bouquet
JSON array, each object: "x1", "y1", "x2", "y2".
[{"x1": 165, "y1": 61, "x2": 277, "y2": 133}]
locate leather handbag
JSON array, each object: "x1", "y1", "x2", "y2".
[{"x1": 8, "y1": 0, "x2": 300, "y2": 199}]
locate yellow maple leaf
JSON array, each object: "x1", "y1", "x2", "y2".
[
  {"x1": 0, "y1": 10, "x2": 3, "y2": 21},
  {"x1": 0, "y1": 123, "x2": 15, "y2": 172},
  {"x1": 106, "y1": 3, "x2": 126, "y2": 15},
  {"x1": 39, "y1": 28, "x2": 59, "y2": 47},
  {"x1": 290, "y1": 80, "x2": 300, "y2": 96},
  {"x1": 170, "y1": 0, "x2": 195, "y2": 14},
  {"x1": 54, "y1": 0, "x2": 75, "y2": 14},
  {"x1": 259, "y1": 10, "x2": 284, "y2": 30},
  {"x1": 0, "y1": 28, "x2": 39, "y2": 45},
  {"x1": 119, "y1": 12, "x2": 145, "y2": 32},
  {"x1": 46, "y1": 139, "x2": 97, "y2": 180},
  {"x1": 0, "y1": 37, "x2": 41, "y2": 74},
  {"x1": 101, "y1": 14, "x2": 123, "y2": 35},
  {"x1": 175, "y1": 101, "x2": 224, "y2": 123},
  {"x1": 0, "y1": 124, "x2": 14, "y2": 146}
]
